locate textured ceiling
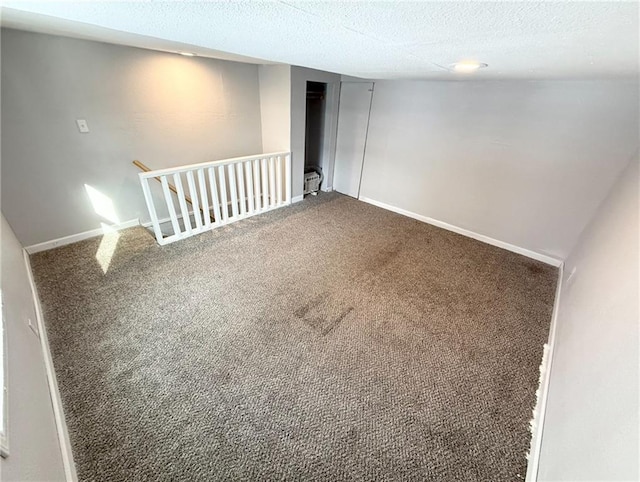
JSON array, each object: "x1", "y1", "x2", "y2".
[{"x1": 2, "y1": 1, "x2": 638, "y2": 79}]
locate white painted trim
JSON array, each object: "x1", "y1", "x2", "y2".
[
  {"x1": 138, "y1": 151, "x2": 290, "y2": 179},
  {"x1": 22, "y1": 250, "x2": 77, "y2": 482},
  {"x1": 292, "y1": 194, "x2": 304, "y2": 203},
  {"x1": 0, "y1": 294, "x2": 9, "y2": 459},
  {"x1": 24, "y1": 219, "x2": 140, "y2": 254},
  {"x1": 525, "y1": 263, "x2": 564, "y2": 482},
  {"x1": 142, "y1": 215, "x2": 173, "y2": 229},
  {"x1": 358, "y1": 197, "x2": 563, "y2": 267},
  {"x1": 143, "y1": 213, "x2": 208, "y2": 229}
]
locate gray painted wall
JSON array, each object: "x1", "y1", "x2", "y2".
[
  {"x1": 1, "y1": 28, "x2": 263, "y2": 246},
  {"x1": 290, "y1": 66, "x2": 341, "y2": 197},
  {"x1": 259, "y1": 64, "x2": 291, "y2": 153},
  {"x1": 538, "y1": 156, "x2": 639, "y2": 480},
  {"x1": 0, "y1": 215, "x2": 67, "y2": 481},
  {"x1": 357, "y1": 80, "x2": 639, "y2": 260}
]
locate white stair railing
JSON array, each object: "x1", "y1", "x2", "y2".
[{"x1": 139, "y1": 152, "x2": 291, "y2": 245}]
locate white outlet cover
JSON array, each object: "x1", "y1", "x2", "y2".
[{"x1": 76, "y1": 119, "x2": 90, "y2": 133}]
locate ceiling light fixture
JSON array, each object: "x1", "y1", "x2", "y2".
[
  {"x1": 179, "y1": 52, "x2": 196, "y2": 57},
  {"x1": 451, "y1": 61, "x2": 488, "y2": 73}
]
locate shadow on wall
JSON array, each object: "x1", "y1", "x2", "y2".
[{"x1": 84, "y1": 184, "x2": 121, "y2": 274}]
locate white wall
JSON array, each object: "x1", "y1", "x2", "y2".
[
  {"x1": 290, "y1": 66, "x2": 341, "y2": 197},
  {"x1": 1, "y1": 28, "x2": 264, "y2": 247},
  {"x1": 259, "y1": 64, "x2": 291, "y2": 153},
  {"x1": 357, "y1": 80, "x2": 639, "y2": 260},
  {"x1": 0, "y1": 215, "x2": 68, "y2": 481},
  {"x1": 537, "y1": 156, "x2": 639, "y2": 481}
]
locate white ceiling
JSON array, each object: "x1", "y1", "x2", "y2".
[{"x1": 2, "y1": 1, "x2": 638, "y2": 80}]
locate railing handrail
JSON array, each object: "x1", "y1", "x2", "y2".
[{"x1": 138, "y1": 151, "x2": 291, "y2": 179}]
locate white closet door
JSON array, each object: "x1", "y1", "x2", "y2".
[{"x1": 333, "y1": 82, "x2": 373, "y2": 198}]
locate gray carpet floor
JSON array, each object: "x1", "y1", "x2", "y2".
[{"x1": 31, "y1": 193, "x2": 557, "y2": 482}]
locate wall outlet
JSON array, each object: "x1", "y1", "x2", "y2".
[{"x1": 76, "y1": 119, "x2": 90, "y2": 133}]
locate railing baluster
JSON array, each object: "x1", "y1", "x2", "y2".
[
  {"x1": 140, "y1": 177, "x2": 163, "y2": 244},
  {"x1": 174, "y1": 173, "x2": 192, "y2": 234},
  {"x1": 218, "y1": 165, "x2": 229, "y2": 222},
  {"x1": 285, "y1": 153, "x2": 292, "y2": 204},
  {"x1": 261, "y1": 158, "x2": 269, "y2": 210},
  {"x1": 186, "y1": 170, "x2": 202, "y2": 230},
  {"x1": 253, "y1": 159, "x2": 262, "y2": 211},
  {"x1": 268, "y1": 156, "x2": 276, "y2": 208},
  {"x1": 208, "y1": 167, "x2": 222, "y2": 225},
  {"x1": 276, "y1": 155, "x2": 283, "y2": 206},
  {"x1": 160, "y1": 175, "x2": 181, "y2": 236},
  {"x1": 245, "y1": 161, "x2": 255, "y2": 214},
  {"x1": 197, "y1": 168, "x2": 211, "y2": 229},
  {"x1": 236, "y1": 162, "x2": 247, "y2": 216},
  {"x1": 228, "y1": 163, "x2": 239, "y2": 219}
]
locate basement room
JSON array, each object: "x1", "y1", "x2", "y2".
[{"x1": 1, "y1": 2, "x2": 638, "y2": 482}]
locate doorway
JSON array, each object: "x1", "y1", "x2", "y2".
[{"x1": 304, "y1": 81, "x2": 327, "y2": 194}]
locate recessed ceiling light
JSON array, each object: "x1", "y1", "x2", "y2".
[
  {"x1": 451, "y1": 61, "x2": 488, "y2": 73},
  {"x1": 179, "y1": 52, "x2": 196, "y2": 57}
]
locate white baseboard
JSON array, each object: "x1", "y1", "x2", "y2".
[
  {"x1": 23, "y1": 250, "x2": 77, "y2": 481},
  {"x1": 25, "y1": 219, "x2": 140, "y2": 254},
  {"x1": 525, "y1": 264, "x2": 564, "y2": 481},
  {"x1": 292, "y1": 195, "x2": 304, "y2": 203},
  {"x1": 359, "y1": 197, "x2": 563, "y2": 267},
  {"x1": 141, "y1": 216, "x2": 173, "y2": 228}
]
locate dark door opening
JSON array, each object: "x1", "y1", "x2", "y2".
[{"x1": 304, "y1": 81, "x2": 327, "y2": 195}]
